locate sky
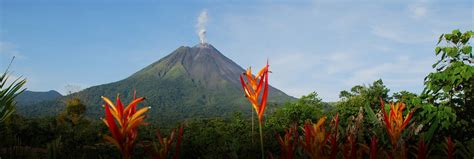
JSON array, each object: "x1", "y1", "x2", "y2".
[{"x1": 0, "y1": 0, "x2": 472, "y2": 101}]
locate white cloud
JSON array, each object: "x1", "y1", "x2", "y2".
[
  {"x1": 345, "y1": 56, "x2": 433, "y2": 88},
  {"x1": 210, "y1": 0, "x2": 472, "y2": 101},
  {"x1": 409, "y1": 4, "x2": 428, "y2": 19},
  {"x1": 325, "y1": 52, "x2": 361, "y2": 74},
  {"x1": 0, "y1": 41, "x2": 25, "y2": 59},
  {"x1": 370, "y1": 25, "x2": 438, "y2": 44}
]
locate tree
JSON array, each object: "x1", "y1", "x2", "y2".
[
  {"x1": 422, "y1": 29, "x2": 473, "y2": 141},
  {"x1": 57, "y1": 97, "x2": 90, "y2": 156},
  {"x1": 0, "y1": 57, "x2": 26, "y2": 124},
  {"x1": 267, "y1": 92, "x2": 324, "y2": 130},
  {"x1": 58, "y1": 98, "x2": 86, "y2": 126},
  {"x1": 392, "y1": 91, "x2": 419, "y2": 109},
  {"x1": 339, "y1": 79, "x2": 390, "y2": 108},
  {"x1": 337, "y1": 79, "x2": 389, "y2": 127}
]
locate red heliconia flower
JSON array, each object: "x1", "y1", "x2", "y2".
[
  {"x1": 101, "y1": 91, "x2": 150, "y2": 159},
  {"x1": 239, "y1": 61, "x2": 270, "y2": 159},
  {"x1": 380, "y1": 98, "x2": 414, "y2": 147},
  {"x1": 239, "y1": 61, "x2": 269, "y2": 122}
]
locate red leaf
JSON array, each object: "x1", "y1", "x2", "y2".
[
  {"x1": 380, "y1": 99, "x2": 392, "y2": 132},
  {"x1": 258, "y1": 68, "x2": 269, "y2": 121},
  {"x1": 173, "y1": 125, "x2": 184, "y2": 159},
  {"x1": 446, "y1": 136, "x2": 454, "y2": 159},
  {"x1": 239, "y1": 75, "x2": 251, "y2": 97},
  {"x1": 105, "y1": 103, "x2": 121, "y2": 143},
  {"x1": 329, "y1": 114, "x2": 339, "y2": 159},
  {"x1": 116, "y1": 94, "x2": 124, "y2": 121},
  {"x1": 370, "y1": 136, "x2": 377, "y2": 159},
  {"x1": 402, "y1": 111, "x2": 414, "y2": 129},
  {"x1": 132, "y1": 90, "x2": 137, "y2": 114},
  {"x1": 417, "y1": 138, "x2": 428, "y2": 159}
]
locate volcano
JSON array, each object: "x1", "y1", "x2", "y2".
[{"x1": 20, "y1": 43, "x2": 294, "y2": 122}]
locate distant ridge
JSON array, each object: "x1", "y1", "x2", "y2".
[{"x1": 16, "y1": 90, "x2": 62, "y2": 106}]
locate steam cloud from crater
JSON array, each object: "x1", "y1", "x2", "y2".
[{"x1": 196, "y1": 10, "x2": 208, "y2": 44}]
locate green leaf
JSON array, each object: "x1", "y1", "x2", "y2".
[
  {"x1": 364, "y1": 102, "x2": 377, "y2": 124},
  {"x1": 445, "y1": 34, "x2": 453, "y2": 40},
  {"x1": 424, "y1": 120, "x2": 439, "y2": 143},
  {"x1": 462, "y1": 46, "x2": 472, "y2": 54},
  {"x1": 461, "y1": 33, "x2": 471, "y2": 44},
  {"x1": 432, "y1": 60, "x2": 441, "y2": 68},
  {"x1": 447, "y1": 47, "x2": 458, "y2": 58},
  {"x1": 437, "y1": 34, "x2": 444, "y2": 44},
  {"x1": 452, "y1": 29, "x2": 461, "y2": 36},
  {"x1": 435, "y1": 46, "x2": 442, "y2": 55}
]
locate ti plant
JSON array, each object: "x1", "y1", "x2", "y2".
[
  {"x1": 412, "y1": 138, "x2": 429, "y2": 159},
  {"x1": 101, "y1": 91, "x2": 150, "y2": 159},
  {"x1": 277, "y1": 124, "x2": 298, "y2": 159},
  {"x1": 369, "y1": 136, "x2": 378, "y2": 159},
  {"x1": 300, "y1": 114, "x2": 339, "y2": 159},
  {"x1": 239, "y1": 61, "x2": 269, "y2": 159},
  {"x1": 146, "y1": 125, "x2": 184, "y2": 159},
  {"x1": 0, "y1": 57, "x2": 26, "y2": 124},
  {"x1": 343, "y1": 108, "x2": 364, "y2": 159},
  {"x1": 443, "y1": 136, "x2": 454, "y2": 159}
]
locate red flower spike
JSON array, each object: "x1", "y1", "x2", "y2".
[{"x1": 101, "y1": 92, "x2": 149, "y2": 159}]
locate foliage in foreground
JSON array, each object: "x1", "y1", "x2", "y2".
[{"x1": 0, "y1": 57, "x2": 26, "y2": 124}]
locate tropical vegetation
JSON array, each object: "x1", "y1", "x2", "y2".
[{"x1": 0, "y1": 29, "x2": 472, "y2": 158}]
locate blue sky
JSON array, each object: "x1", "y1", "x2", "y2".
[{"x1": 0, "y1": 0, "x2": 472, "y2": 101}]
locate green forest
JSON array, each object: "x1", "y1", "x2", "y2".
[{"x1": 0, "y1": 30, "x2": 473, "y2": 159}]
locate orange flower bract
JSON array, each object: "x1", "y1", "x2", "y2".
[
  {"x1": 101, "y1": 91, "x2": 150, "y2": 159},
  {"x1": 380, "y1": 98, "x2": 414, "y2": 147},
  {"x1": 239, "y1": 62, "x2": 269, "y2": 122},
  {"x1": 239, "y1": 61, "x2": 270, "y2": 159}
]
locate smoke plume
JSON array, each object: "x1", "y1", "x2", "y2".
[{"x1": 196, "y1": 10, "x2": 208, "y2": 44}]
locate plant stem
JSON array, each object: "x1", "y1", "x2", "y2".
[
  {"x1": 258, "y1": 120, "x2": 264, "y2": 159},
  {"x1": 252, "y1": 108, "x2": 255, "y2": 143}
]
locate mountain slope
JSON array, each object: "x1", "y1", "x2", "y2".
[{"x1": 28, "y1": 44, "x2": 294, "y2": 123}]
